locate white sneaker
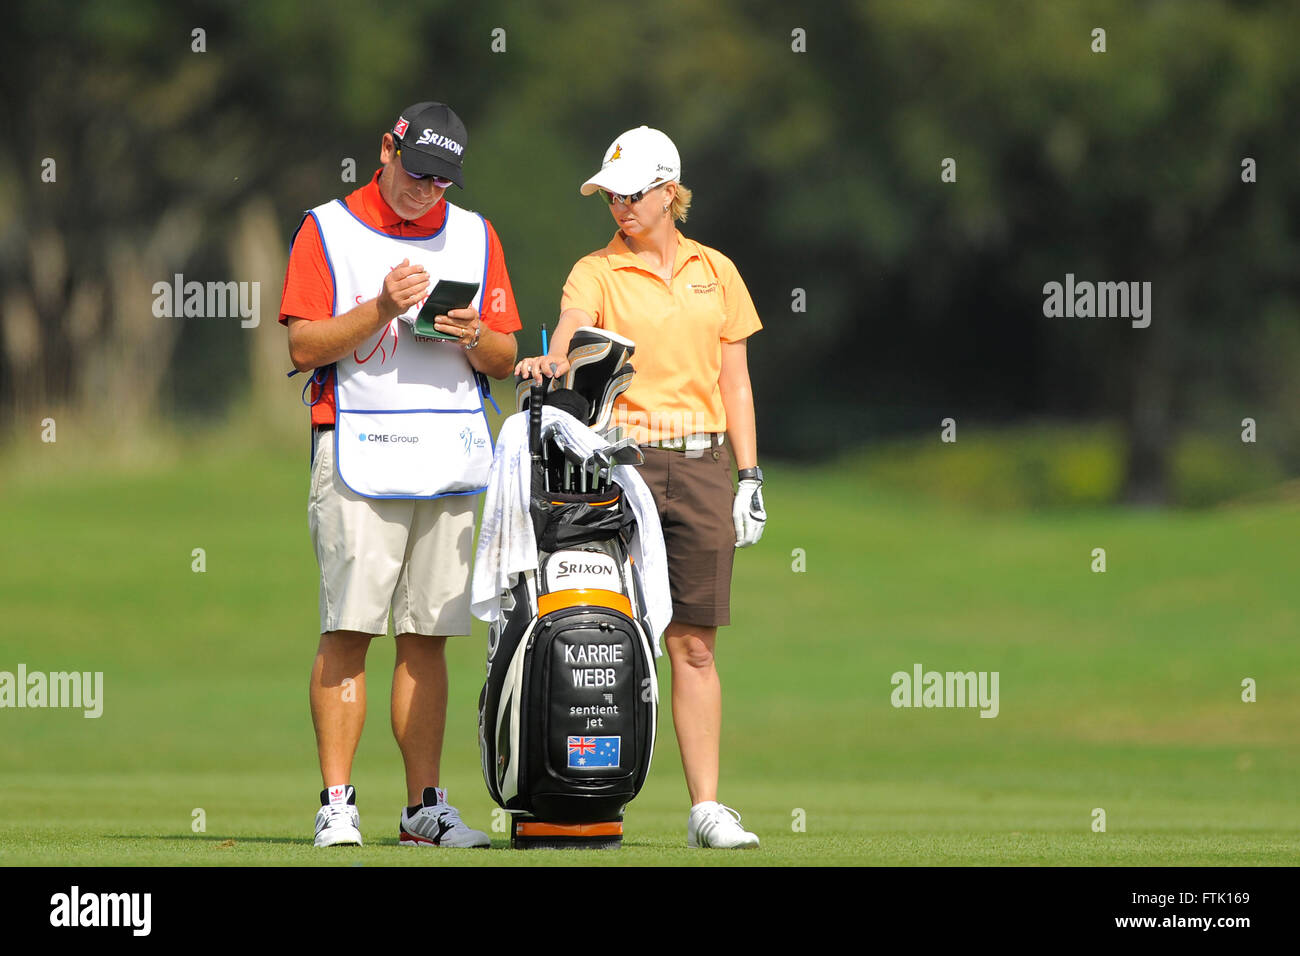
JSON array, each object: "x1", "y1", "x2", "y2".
[
  {"x1": 687, "y1": 801, "x2": 760, "y2": 849},
  {"x1": 399, "y1": 787, "x2": 491, "y2": 848},
  {"x1": 314, "y1": 784, "x2": 362, "y2": 847}
]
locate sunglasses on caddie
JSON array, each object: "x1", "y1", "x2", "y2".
[{"x1": 395, "y1": 147, "x2": 453, "y2": 188}]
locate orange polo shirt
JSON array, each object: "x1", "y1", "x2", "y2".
[
  {"x1": 279, "y1": 169, "x2": 521, "y2": 425},
  {"x1": 560, "y1": 231, "x2": 761, "y2": 443}
]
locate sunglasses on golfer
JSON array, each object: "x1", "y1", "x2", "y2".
[
  {"x1": 395, "y1": 148, "x2": 454, "y2": 187},
  {"x1": 600, "y1": 182, "x2": 666, "y2": 206}
]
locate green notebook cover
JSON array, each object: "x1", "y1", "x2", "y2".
[{"x1": 413, "y1": 280, "x2": 480, "y2": 340}]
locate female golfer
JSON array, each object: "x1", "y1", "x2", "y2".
[{"x1": 517, "y1": 126, "x2": 766, "y2": 848}]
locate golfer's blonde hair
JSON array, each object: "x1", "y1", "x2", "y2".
[{"x1": 667, "y1": 182, "x2": 692, "y2": 223}]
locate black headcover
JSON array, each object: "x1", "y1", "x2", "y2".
[
  {"x1": 515, "y1": 328, "x2": 636, "y2": 434},
  {"x1": 543, "y1": 388, "x2": 590, "y2": 423},
  {"x1": 561, "y1": 327, "x2": 636, "y2": 433}
]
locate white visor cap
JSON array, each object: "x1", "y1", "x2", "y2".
[{"x1": 580, "y1": 126, "x2": 681, "y2": 196}]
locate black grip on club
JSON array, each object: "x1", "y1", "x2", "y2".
[{"x1": 529, "y1": 381, "x2": 544, "y2": 458}]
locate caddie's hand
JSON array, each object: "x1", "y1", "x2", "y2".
[
  {"x1": 515, "y1": 355, "x2": 570, "y2": 384},
  {"x1": 377, "y1": 258, "x2": 429, "y2": 324},
  {"x1": 733, "y1": 478, "x2": 766, "y2": 548},
  {"x1": 435, "y1": 306, "x2": 482, "y2": 347}
]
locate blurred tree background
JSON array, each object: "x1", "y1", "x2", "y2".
[{"x1": 2, "y1": 0, "x2": 1297, "y2": 506}]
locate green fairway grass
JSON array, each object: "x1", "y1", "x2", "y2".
[{"x1": 1, "y1": 435, "x2": 1297, "y2": 865}]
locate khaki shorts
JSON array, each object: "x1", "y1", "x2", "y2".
[
  {"x1": 636, "y1": 438, "x2": 736, "y2": 627},
  {"x1": 308, "y1": 430, "x2": 476, "y2": 637}
]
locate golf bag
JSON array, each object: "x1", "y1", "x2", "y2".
[{"x1": 478, "y1": 339, "x2": 659, "y2": 847}]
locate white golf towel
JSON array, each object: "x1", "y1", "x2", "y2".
[{"x1": 472, "y1": 407, "x2": 671, "y2": 653}]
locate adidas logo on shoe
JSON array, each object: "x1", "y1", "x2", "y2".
[{"x1": 314, "y1": 784, "x2": 362, "y2": 848}]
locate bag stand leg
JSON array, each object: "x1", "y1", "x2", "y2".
[{"x1": 512, "y1": 815, "x2": 624, "y2": 850}]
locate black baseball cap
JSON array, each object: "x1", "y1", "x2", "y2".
[{"x1": 390, "y1": 102, "x2": 468, "y2": 187}]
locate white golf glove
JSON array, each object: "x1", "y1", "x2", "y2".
[{"x1": 733, "y1": 478, "x2": 766, "y2": 548}]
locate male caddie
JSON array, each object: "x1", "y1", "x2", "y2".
[{"x1": 279, "y1": 102, "x2": 520, "y2": 848}]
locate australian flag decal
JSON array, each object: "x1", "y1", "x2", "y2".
[{"x1": 567, "y1": 736, "x2": 620, "y2": 768}]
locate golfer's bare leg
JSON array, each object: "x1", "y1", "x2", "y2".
[
  {"x1": 392, "y1": 633, "x2": 448, "y2": 806},
  {"x1": 664, "y1": 622, "x2": 721, "y2": 805},
  {"x1": 310, "y1": 630, "x2": 372, "y2": 786}
]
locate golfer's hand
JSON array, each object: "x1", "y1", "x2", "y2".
[
  {"x1": 733, "y1": 478, "x2": 766, "y2": 548},
  {"x1": 434, "y1": 306, "x2": 481, "y2": 346},
  {"x1": 377, "y1": 259, "x2": 429, "y2": 324},
  {"x1": 515, "y1": 355, "x2": 569, "y2": 384}
]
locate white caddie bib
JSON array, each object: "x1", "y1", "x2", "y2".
[{"x1": 311, "y1": 198, "x2": 493, "y2": 499}]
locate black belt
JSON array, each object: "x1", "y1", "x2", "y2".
[{"x1": 314, "y1": 423, "x2": 335, "y2": 433}]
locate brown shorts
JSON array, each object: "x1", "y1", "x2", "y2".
[{"x1": 636, "y1": 438, "x2": 735, "y2": 627}]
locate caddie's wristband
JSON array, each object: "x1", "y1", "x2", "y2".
[{"x1": 737, "y1": 466, "x2": 763, "y2": 484}]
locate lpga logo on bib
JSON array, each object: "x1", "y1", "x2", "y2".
[
  {"x1": 459, "y1": 426, "x2": 487, "y2": 455},
  {"x1": 567, "y1": 736, "x2": 620, "y2": 768}
]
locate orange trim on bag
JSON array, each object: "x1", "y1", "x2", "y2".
[
  {"x1": 549, "y1": 497, "x2": 619, "y2": 506},
  {"x1": 538, "y1": 589, "x2": 633, "y2": 617},
  {"x1": 515, "y1": 820, "x2": 623, "y2": 837}
]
